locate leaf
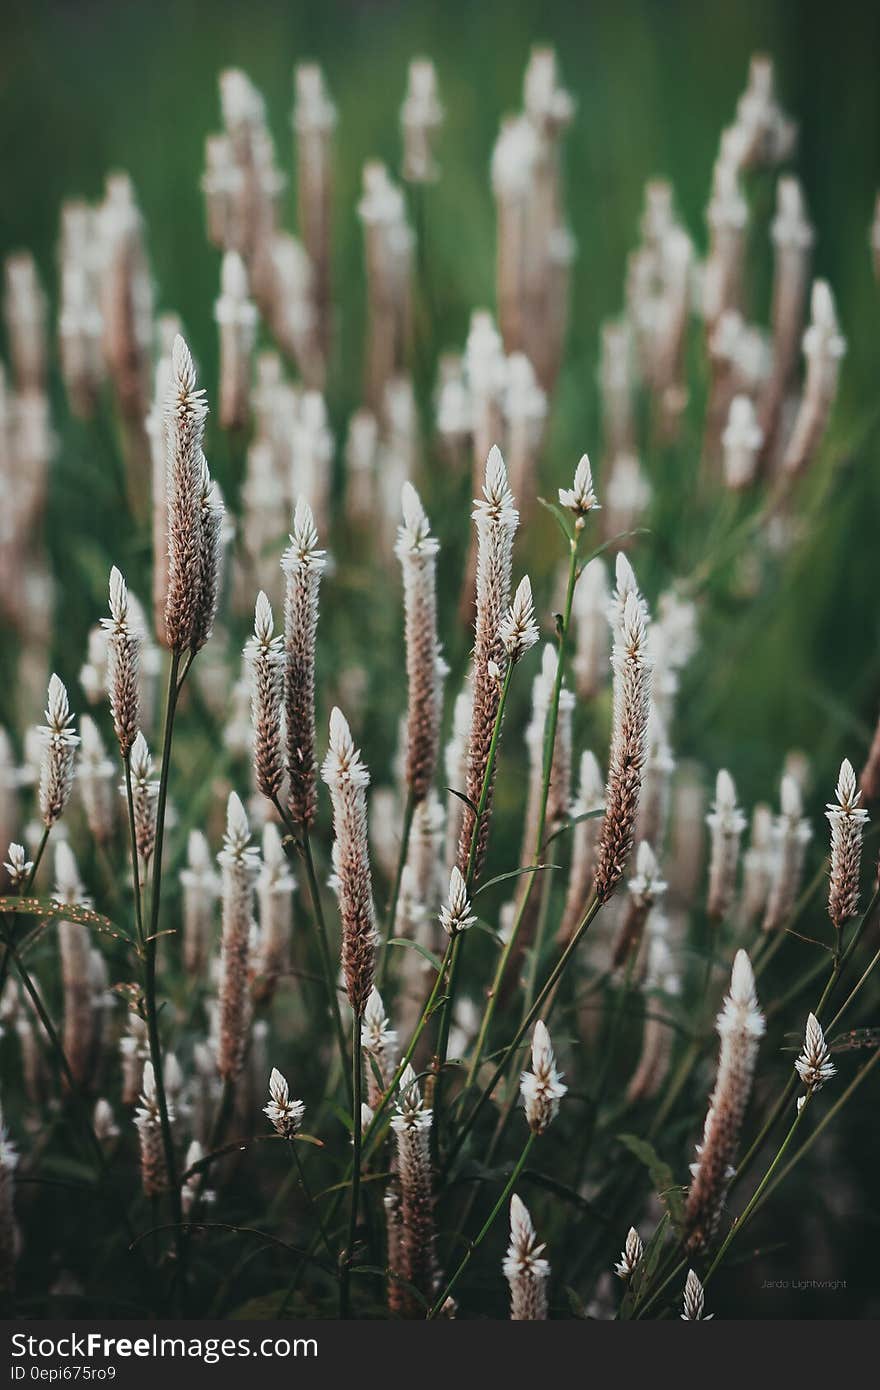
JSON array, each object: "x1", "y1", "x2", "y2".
[
  {"x1": 582, "y1": 527, "x2": 651, "y2": 567},
  {"x1": 519, "y1": 1169, "x2": 609, "y2": 1222},
  {"x1": 544, "y1": 809, "x2": 604, "y2": 847},
  {"x1": 473, "y1": 864, "x2": 559, "y2": 898},
  {"x1": 0, "y1": 897, "x2": 130, "y2": 944},
  {"x1": 536, "y1": 495, "x2": 576, "y2": 544},
  {"x1": 617, "y1": 1133, "x2": 686, "y2": 1232},
  {"x1": 386, "y1": 937, "x2": 444, "y2": 973},
  {"x1": 445, "y1": 786, "x2": 478, "y2": 816}
]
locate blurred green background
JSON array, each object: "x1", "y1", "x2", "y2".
[{"x1": 1, "y1": 0, "x2": 880, "y2": 1317}]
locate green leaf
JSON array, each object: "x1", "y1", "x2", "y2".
[
  {"x1": 537, "y1": 494, "x2": 576, "y2": 544},
  {"x1": 473, "y1": 863, "x2": 559, "y2": 898},
  {"x1": 0, "y1": 897, "x2": 130, "y2": 944},
  {"x1": 617, "y1": 1133, "x2": 686, "y2": 1232},
  {"x1": 445, "y1": 786, "x2": 478, "y2": 816},
  {"x1": 544, "y1": 809, "x2": 604, "y2": 847},
  {"x1": 386, "y1": 937, "x2": 444, "y2": 973}
]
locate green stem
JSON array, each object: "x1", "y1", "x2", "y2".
[
  {"x1": 732, "y1": 889, "x2": 878, "y2": 1191},
  {"x1": 291, "y1": 1140, "x2": 335, "y2": 1264},
  {"x1": 467, "y1": 538, "x2": 580, "y2": 1081},
  {"x1": 703, "y1": 1100, "x2": 810, "y2": 1287},
  {"x1": 144, "y1": 649, "x2": 185, "y2": 1282},
  {"x1": 302, "y1": 821, "x2": 351, "y2": 1105},
  {"x1": 378, "y1": 788, "x2": 416, "y2": 989},
  {"x1": 0, "y1": 824, "x2": 52, "y2": 997},
  {"x1": 762, "y1": 1048, "x2": 880, "y2": 1205},
  {"x1": 428, "y1": 1131, "x2": 537, "y2": 1318},
  {"x1": 434, "y1": 659, "x2": 516, "y2": 1103},
  {"x1": 447, "y1": 895, "x2": 601, "y2": 1172},
  {"x1": 123, "y1": 756, "x2": 146, "y2": 951},
  {"x1": 341, "y1": 1012, "x2": 363, "y2": 1318}
]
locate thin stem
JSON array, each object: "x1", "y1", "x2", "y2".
[
  {"x1": 0, "y1": 823, "x2": 52, "y2": 997},
  {"x1": 427, "y1": 1131, "x2": 536, "y2": 1318},
  {"x1": 447, "y1": 896, "x2": 601, "y2": 1172},
  {"x1": 123, "y1": 755, "x2": 146, "y2": 952},
  {"x1": 143, "y1": 648, "x2": 184, "y2": 1279},
  {"x1": 341, "y1": 1011, "x2": 363, "y2": 1319},
  {"x1": 732, "y1": 888, "x2": 878, "y2": 1190},
  {"x1": 433, "y1": 659, "x2": 516, "y2": 1112},
  {"x1": 762, "y1": 1048, "x2": 880, "y2": 1205},
  {"x1": 269, "y1": 793, "x2": 349, "y2": 1101},
  {"x1": 291, "y1": 1140, "x2": 335, "y2": 1264},
  {"x1": 467, "y1": 538, "x2": 580, "y2": 1082},
  {"x1": 703, "y1": 1099, "x2": 810, "y2": 1287},
  {"x1": 378, "y1": 788, "x2": 416, "y2": 988},
  {"x1": 301, "y1": 819, "x2": 351, "y2": 1105}
]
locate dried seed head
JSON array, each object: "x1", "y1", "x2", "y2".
[
  {"x1": 706, "y1": 769, "x2": 747, "y2": 920},
  {"x1": 685, "y1": 950, "x2": 764, "y2": 1252},
  {"x1": 125, "y1": 731, "x2": 159, "y2": 863},
  {"x1": 762, "y1": 773, "x2": 812, "y2": 933},
  {"x1": 504, "y1": 1193, "x2": 549, "y2": 1320},
  {"x1": 282, "y1": 497, "x2": 326, "y2": 826},
  {"x1": 39, "y1": 674, "x2": 79, "y2": 827},
  {"x1": 520, "y1": 1020, "x2": 567, "y2": 1134},
  {"x1": 245, "y1": 591, "x2": 285, "y2": 800},
  {"x1": 217, "y1": 792, "x2": 260, "y2": 1081},
  {"x1": 681, "y1": 1269, "x2": 712, "y2": 1320},
  {"x1": 594, "y1": 591, "x2": 652, "y2": 903},
  {"x1": 558, "y1": 453, "x2": 600, "y2": 519},
  {"x1": 321, "y1": 708, "x2": 377, "y2": 1015},
  {"x1": 395, "y1": 483, "x2": 441, "y2": 802},
  {"x1": 101, "y1": 566, "x2": 140, "y2": 755},
  {"x1": 627, "y1": 840, "x2": 667, "y2": 908},
  {"x1": 457, "y1": 446, "x2": 519, "y2": 878},
  {"x1": 179, "y1": 829, "x2": 220, "y2": 976},
  {"x1": 826, "y1": 757, "x2": 868, "y2": 930},
  {"x1": 499, "y1": 575, "x2": 540, "y2": 662},
  {"x1": 614, "y1": 1226, "x2": 644, "y2": 1279},
  {"x1": 795, "y1": 1012, "x2": 835, "y2": 1094},
  {"x1": 263, "y1": 1066, "x2": 305, "y2": 1137},
  {"x1": 361, "y1": 985, "x2": 399, "y2": 1103},
  {"x1": 78, "y1": 715, "x2": 116, "y2": 845},
  {"x1": 390, "y1": 1062, "x2": 436, "y2": 1313},
  {"x1": 438, "y1": 865, "x2": 476, "y2": 936},
  {"x1": 164, "y1": 334, "x2": 209, "y2": 651}
]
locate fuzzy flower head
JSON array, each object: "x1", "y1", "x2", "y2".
[
  {"x1": 614, "y1": 1226, "x2": 644, "y2": 1280},
  {"x1": 503, "y1": 1193, "x2": 548, "y2": 1278},
  {"x1": 627, "y1": 841, "x2": 667, "y2": 908},
  {"x1": 391, "y1": 1063, "x2": 431, "y2": 1134},
  {"x1": 520, "y1": 1020, "x2": 567, "y2": 1134},
  {"x1": 438, "y1": 865, "x2": 477, "y2": 936},
  {"x1": 39, "y1": 674, "x2": 80, "y2": 825},
  {"x1": 795, "y1": 1012, "x2": 835, "y2": 1094},
  {"x1": 395, "y1": 481, "x2": 439, "y2": 559},
  {"x1": 558, "y1": 453, "x2": 600, "y2": 521},
  {"x1": 321, "y1": 707, "x2": 370, "y2": 792},
  {"x1": 218, "y1": 792, "x2": 261, "y2": 875},
  {"x1": 499, "y1": 576, "x2": 540, "y2": 662},
  {"x1": 4, "y1": 843, "x2": 33, "y2": 887},
  {"x1": 263, "y1": 1067, "x2": 305, "y2": 1138},
  {"x1": 681, "y1": 1269, "x2": 712, "y2": 1320},
  {"x1": 825, "y1": 758, "x2": 868, "y2": 930},
  {"x1": 361, "y1": 985, "x2": 398, "y2": 1059},
  {"x1": 717, "y1": 949, "x2": 765, "y2": 1044},
  {"x1": 475, "y1": 444, "x2": 517, "y2": 526}
]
